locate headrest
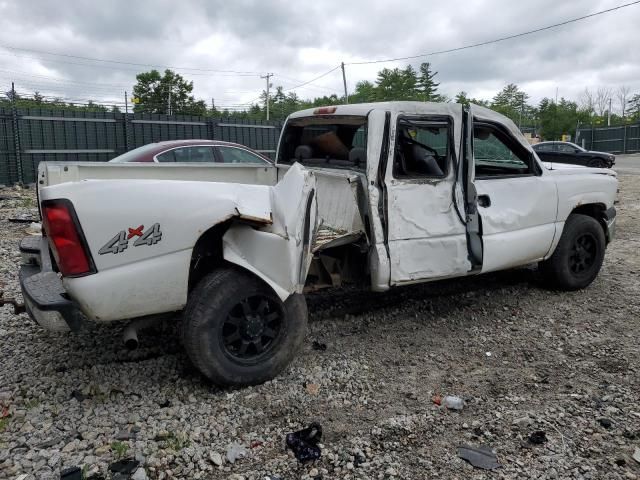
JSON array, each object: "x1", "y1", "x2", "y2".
[
  {"x1": 348, "y1": 147, "x2": 366, "y2": 166},
  {"x1": 294, "y1": 145, "x2": 313, "y2": 160}
]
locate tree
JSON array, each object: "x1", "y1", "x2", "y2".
[
  {"x1": 594, "y1": 86, "x2": 612, "y2": 117},
  {"x1": 616, "y1": 85, "x2": 630, "y2": 119},
  {"x1": 350, "y1": 80, "x2": 377, "y2": 103},
  {"x1": 629, "y1": 93, "x2": 640, "y2": 120},
  {"x1": 491, "y1": 84, "x2": 530, "y2": 124},
  {"x1": 132, "y1": 69, "x2": 207, "y2": 115},
  {"x1": 579, "y1": 88, "x2": 595, "y2": 117},
  {"x1": 417, "y1": 62, "x2": 440, "y2": 101}
]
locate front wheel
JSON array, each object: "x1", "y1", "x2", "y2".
[
  {"x1": 540, "y1": 214, "x2": 606, "y2": 290},
  {"x1": 182, "y1": 267, "x2": 308, "y2": 386}
]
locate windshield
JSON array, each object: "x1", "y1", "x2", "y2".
[
  {"x1": 109, "y1": 144, "x2": 159, "y2": 162},
  {"x1": 277, "y1": 115, "x2": 367, "y2": 171}
]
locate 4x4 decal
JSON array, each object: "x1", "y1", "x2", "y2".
[{"x1": 99, "y1": 223, "x2": 162, "y2": 255}]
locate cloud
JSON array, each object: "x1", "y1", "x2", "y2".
[{"x1": 0, "y1": 0, "x2": 638, "y2": 111}]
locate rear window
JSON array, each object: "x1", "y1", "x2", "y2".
[
  {"x1": 277, "y1": 115, "x2": 367, "y2": 171},
  {"x1": 109, "y1": 144, "x2": 159, "y2": 163}
]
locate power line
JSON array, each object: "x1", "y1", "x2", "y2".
[
  {"x1": 347, "y1": 0, "x2": 640, "y2": 65},
  {"x1": 282, "y1": 65, "x2": 341, "y2": 92},
  {"x1": 0, "y1": 43, "x2": 265, "y2": 74}
]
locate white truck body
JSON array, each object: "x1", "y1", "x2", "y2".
[{"x1": 20, "y1": 101, "x2": 617, "y2": 384}]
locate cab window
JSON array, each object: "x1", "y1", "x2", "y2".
[
  {"x1": 474, "y1": 123, "x2": 534, "y2": 178},
  {"x1": 393, "y1": 117, "x2": 450, "y2": 178}
]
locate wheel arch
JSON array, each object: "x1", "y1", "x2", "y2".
[
  {"x1": 569, "y1": 203, "x2": 608, "y2": 241},
  {"x1": 188, "y1": 220, "x2": 293, "y2": 301}
]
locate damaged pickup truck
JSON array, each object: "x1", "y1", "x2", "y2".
[{"x1": 20, "y1": 102, "x2": 617, "y2": 386}]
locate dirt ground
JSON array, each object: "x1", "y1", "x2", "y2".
[{"x1": 0, "y1": 161, "x2": 639, "y2": 480}]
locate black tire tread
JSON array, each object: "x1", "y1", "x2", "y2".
[
  {"x1": 540, "y1": 213, "x2": 605, "y2": 291},
  {"x1": 182, "y1": 267, "x2": 307, "y2": 386}
]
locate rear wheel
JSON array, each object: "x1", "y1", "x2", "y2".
[
  {"x1": 182, "y1": 267, "x2": 307, "y2": 386},
  {"x1": 540, "y1": 214, "x2": 605, "y2": 290}
]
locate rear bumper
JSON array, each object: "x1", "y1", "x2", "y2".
[
  {"x1": 604, "y1": 206, "x2": 616, "y2": 243},
  {"x1": 19, "y1": 236, "x2": 84, "y2": 332}
]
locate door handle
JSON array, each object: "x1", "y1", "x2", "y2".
[{"x1": 478, "y1": 194, "x2": 491, "y2": 207}]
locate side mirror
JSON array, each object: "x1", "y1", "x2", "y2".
[{"x1": 574, "y1": 148, "x2": 581, "y2": 153}]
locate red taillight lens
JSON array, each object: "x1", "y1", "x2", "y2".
[
  {"x1": 313, "y1": 106, "x2": 337, "y2": 115},
  {"x1": 42, "y1": 200, "x2": 95, "y2": 277}
]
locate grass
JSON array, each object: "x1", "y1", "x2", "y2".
[
  {"x1": 0, "y1": 417, "x2": 10, "y2": 432},
  {"x1": 110, "y1": 441, "x2": 129, "y2": 459},
  {"x1": 164, "y1": 432, "x2": 190, "y2": 452}
]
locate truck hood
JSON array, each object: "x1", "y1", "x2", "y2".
[{"x1": 541, "y1": 161, "x2": 617, "y2": 177}]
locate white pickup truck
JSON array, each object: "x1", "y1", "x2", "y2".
[{"x1": 20, "y1": 102, "x2": 617, "y2": 386}]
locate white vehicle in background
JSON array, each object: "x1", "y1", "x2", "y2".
[{"x1": 20, "y1": 102, "x2": 617, "y2": 386}]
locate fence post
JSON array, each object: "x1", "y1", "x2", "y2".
[
  {"x1": 10, "y1": 83, "x2": 23, "y2": 184},
  {"x1": 207, "y1": 117, "x2": 215, "y2": 140},
  {"x1": 622, "y1": 124, "x2": 627, "y2": 154}
]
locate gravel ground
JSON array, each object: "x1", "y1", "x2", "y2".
[{"x1": 1, "y1": 167, "x2": 639, "y2": 480}]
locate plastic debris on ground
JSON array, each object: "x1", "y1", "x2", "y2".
[
  {"x1": 457, "y1": 444, "x2": 500, "y2": 470},
  {"x1": 442, "y1": 395, "x2": 464, "y2": 410},
  {"x1": 25, "y1": 222, "x2": 41, "y2": 235},
  {"x1": 108, "y1": 458, "x2": 140, "y2": 475},
  {"x1": 286, "y1": 422, "x2": 323, "y2": 463},
  {"x1": 528, "y1": 430, "x2": 547, "y2": 445},
  {"x1": 60, "y1": 466, "x2": 82, "y2": 480},
  {"x1": 226, "y1": 442, "x2": 248, "y2": 464}
]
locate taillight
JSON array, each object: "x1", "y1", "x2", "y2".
[
  {"x1": 41, "y1": 199, "x2": 95, "y2": 277},
  {"x1": 313, "y1": 106, "x2": 337, "y2": 115}
]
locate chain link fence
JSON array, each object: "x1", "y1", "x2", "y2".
[
  {"x1": 0, "y1": 106, "x2": 283, "y2": 185},
  {"x1": 576, "y1": 123, "x2": 640, "y2": 154}
]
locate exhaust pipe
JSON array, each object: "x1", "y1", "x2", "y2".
[
  {"x1": 123, "y1": 323, "x2": 139, "y2": 350},
  {"x1": 122, "y1": 315, "x2": 170, "y2": 350}
]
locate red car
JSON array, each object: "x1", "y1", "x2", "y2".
[{"x1": 109, "y1": 140, "x2": 272, "y2": 165}]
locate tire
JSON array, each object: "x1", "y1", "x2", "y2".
[
  {"x1": 182, "y1": 267, "x2": 308, "y2": 386},
  {"x1": 540, "y1": 214, "x2": 605, "y2": 290},
  {"x1": 587, "y1": 157, "x2": 606, "y2": 168}
]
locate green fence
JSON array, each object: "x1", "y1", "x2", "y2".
[
  {"x1": 0, "y1": 107, "x2": 283, "y2": 185},
  {"x1": 576, "y1": 123, "x2": 640, "y2": 154}
]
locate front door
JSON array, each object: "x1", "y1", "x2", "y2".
[
  {"x1": 385, "y1": 106, "x2": 471, "y2": 284},
  {"x1": 470, "y1": 107, "x2": 558, "y2": 273}
]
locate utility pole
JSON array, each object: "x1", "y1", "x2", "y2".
[
  {"x1": 607, "y1": 97, "x2": 612, "y2": 126},
  {"x1": 260, "y1": 73, "x2": 273, "y2": 120},
  {"x1": 341, "y1": 62, "x2": 348, "y2": 104},
  {"x1": 124, "y1": 91, "x2": 129, "y2": 115},
  {"x1": 211, "y1": 98, "x2": 215, "y2": 112}
]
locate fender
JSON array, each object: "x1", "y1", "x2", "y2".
[{"x1": 223, "y1": 164, "x2": 317, "y2": 300}]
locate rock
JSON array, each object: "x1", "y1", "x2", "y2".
[
  {"x1": 309, "y1": 467, "x2": 319, "y2": 477},
  {"x1": 633, "y1": 446, "x2": 640, "y2": 464},
  {"x1": 385, "y1": 467, "x2": 398, "y2": 476},
  {"x1": 305, "y1": 383, "x2": 320, "y2": 396},
  {"x1": 512, "y1": 416, "x2": 532, "y2": 428},
  {"x1": 131, "y1": 467, "x2": 148, "y2": 480},
  {"x1": 226, "y1": 443, "x2": 247, "y2": 464},
  {"x1": 209, "y1": 451, "x2": 223, "y2": 466}
]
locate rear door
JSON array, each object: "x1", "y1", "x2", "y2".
[
  {"x1": 470, "y1": 106, "x2": 557, "y2": 273},
  {"x1": 384, "y1": 106, "x2": 472, "y2": 284}
]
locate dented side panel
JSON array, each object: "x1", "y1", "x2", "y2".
[
  {"x1": 223, "y1": 164, "x2": 317, "y2": 300},
  {"x1": 384, "y1": 106, "x2": 471, "y2": 284}
]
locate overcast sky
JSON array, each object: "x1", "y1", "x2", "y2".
[{"x1": 0, "y1": 0, "x2": 638, "y2": 112}]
